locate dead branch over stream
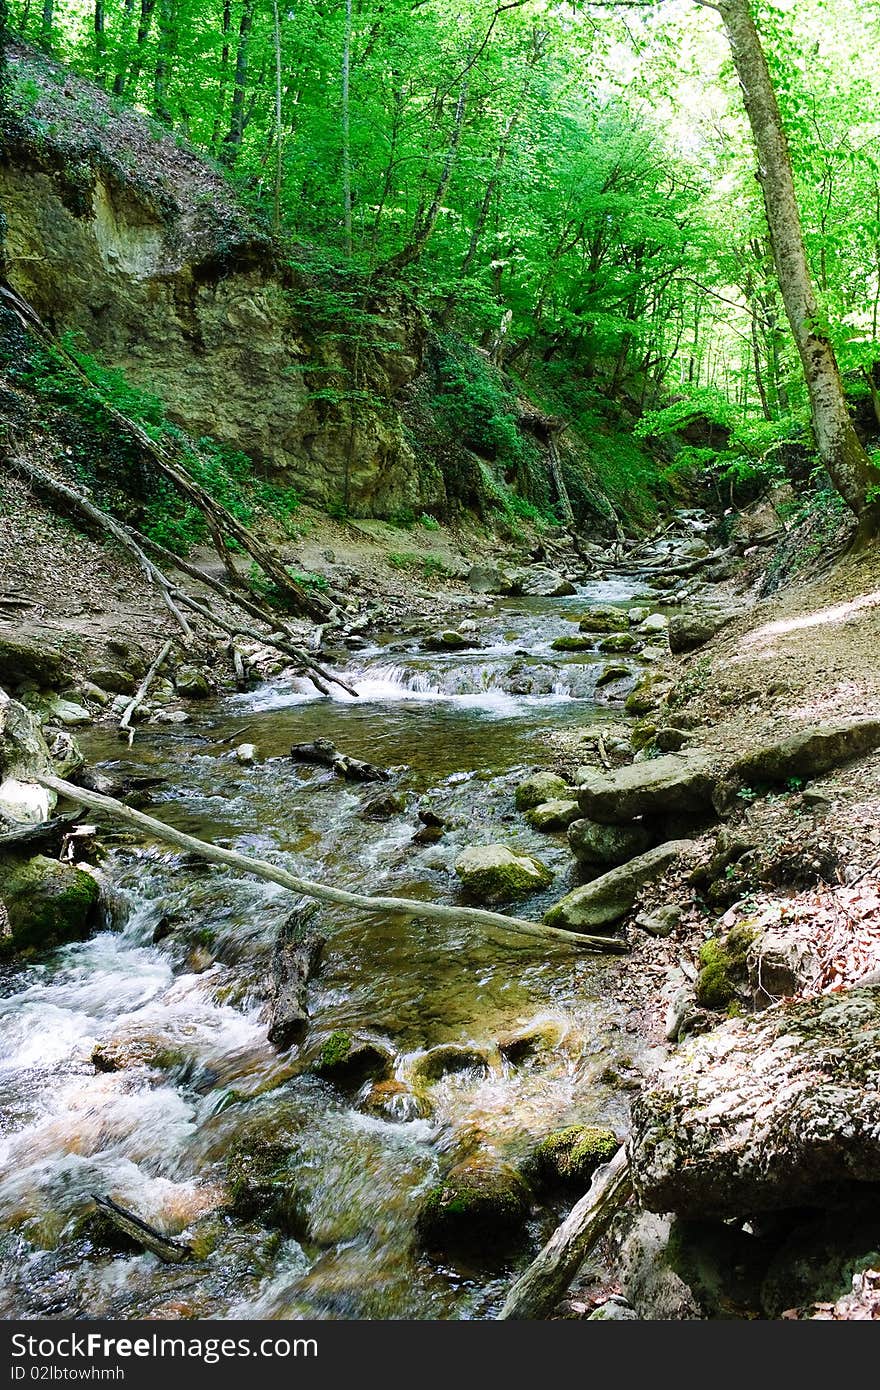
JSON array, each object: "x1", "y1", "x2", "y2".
[{"x1": 35, "y1": 773, "x2": 628, "y2": 953}]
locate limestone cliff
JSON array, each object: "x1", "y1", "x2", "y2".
[{"x1": 0, "y1": 42, "x2": 441, "y2": 519}]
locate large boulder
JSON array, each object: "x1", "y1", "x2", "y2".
[
  {"x1": 577, "y1": 754, "x2": 715, "y2": 825},
  {"x1": 0, "y1": 690, "x2": 56, "y2": 824},
  {"x1": 514, "y1": 770, "x2": 569, "y2": 811},
  {"x1": 669, "y1": 612, "x2": 733, "y2": 654},
  {"x1": 417, "y1": 1157, "x2": 531, "y2": 1250},
  {"x1": 524, "y1": 1125, "x2": 619, "y2": 1190},
  {"x1": 568, "y1": 816, "x2": 654, "y2": 869},
  {"x1": 720, "y1": 719, "x2": 880, "y2": 800},
  {"x1": 544, "y1": 840, "x2": 694, "y2": 931},
  {"x1": 519, "y1": 568, "x2": 576, "y2": 598},
  {"x1": 525, "y1": 798, "x2": 580, "y2": 832},
  {"x1": 578, "y1": 607, "x2": 629, "y2": 634},
  {"x1": 454, "y1": 844, "x2": 552, "y2": 905},
  {"x1": 0, "y1": 854, "x2": 99, "y2": 953},
  {"x1": 0, "y1": 627, "x2": 80, "y2": 691},
  {"x1": 630, "y1": 985, "x2": 880, "y2": 1220}
]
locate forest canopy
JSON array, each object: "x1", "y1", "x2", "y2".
[{"x1": 8, "y1": 0, "x2": 880, "y2": 524}]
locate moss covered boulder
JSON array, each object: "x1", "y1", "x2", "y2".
[
  {"x1": 568, "y1": 816, "x2": 654, "y2": 869},
  {"x1": 695, "y1": 923, "x2": 756, "y2": 1009},
  {"x1": 578, "y1": 608, "x2": 629, "y2": 634},
  {"x1": 454, "y1": 844, "x2": 552, "y2": 905},
  {"x1": 597, "y1": 633, "x2": 639, "y2": 654},
  {"x1": 514, "y1": 770, "x2": 569, "y2": 812},
  {"x1": 226, "y1": 1138, "x2": 307, "y2": 1236},
  {"x1": 410, "y1": 1044, "x2": 489, "y2": 1083},
  {"x1": 0, "y1": 854, "x2": 99, "y2": 953},
  {"x1": 309, "y1": 1031, "x2": 393, "y2": 1086},
  {"x1": 525, "y1": 1125, "x2": 620, "y2": 1189},
  {"x1": 417, "y1": 1157, "x2": 531, "y2": 1249},
  {"x1": 525, "y1": 798, "x2": 580, "y2": 832},
  {"x1": 550, "y1": 635, "x2": 596, "y2": 652}
]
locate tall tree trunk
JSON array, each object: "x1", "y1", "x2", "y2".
[
  {"x1": 153, "y1": 0, "x2": 177, "y2": 122},
  {"x1": 94, "y1": 0, "x2": 107, "y2": 84},
  {"x1": 713, "y1": 0, "x2": 880, "y2": 541},
  {"x1": 222, "y1": 0, "x2": 254, "y2": 163},
  {"x1": 38, "y1": 0, "x2": 52, "y2": 50},
  {"x1": 212, "y1": 0, "x2": 233, "y2": 151},
  {"x1": 341, "y1": 0, "x2": 353, "y2": 256},
  {"x1": 270, "y1": 0, "x2": 282, "y2": 234}
]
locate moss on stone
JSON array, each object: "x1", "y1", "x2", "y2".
[
  {"x1": 0, "y1": 854, "x2": 99, "y2": 953},
  {"x1": 226, "y1": 1137, "x2": 307, "y2": 1237},
  {"x1": 417, "y1": 1158, "x2": 531, "y2": 1249},
  {"x1": 525, "y1": 1124, "x2": 619, "y2": 1189},
  {"x1": 317, "y1": 1030, "x2": 352, "y2": 1070}
]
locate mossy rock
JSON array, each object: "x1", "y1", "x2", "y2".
[
  {"x1": 0, "y1": 854, "x2": 99, "y2": 954},
  {"x1": 417, "y1": 1158, "x2": 531, "y2": 1250},
  {"x1": 359, "y1": 1079, "x2": 432, "y2": 1122},
  {"x1": 410, "y1": 1044, "x2": 489, "y2": 1083},
  {"x1": 514, "y1": 771, "x2": 569, "y2": 811},
  {"x1": 577, "y1": 608, "x2": 629, "y2": 634},
  {"x1": 454, "y1": 843, "x2": 552, "y2": 905},
  {"x1": 309, "y1": 1030, "x2": 393, "y2": 1086},
  {"x1": 695, "y1": 924, "x2": 757, "y2": 1009},
  {"x1": 174, "y1": 665, "x2": 211, "y2": 698},
  {"x1": 524, "y1": 1125, "x2": 619, "y2": 1190},
  {"x1": 0, "y1": 629, "x2": 80, "y2": 691},
  {"x1": 595, "y1": 664, "x2": 631, "y2": 689},
  {"x1": 524, "y1": 798, "x2": 580, "y2": 831},
  {"x1": 625, "y1": 674, "x2": 671, "y2": 717},
  {"x1": 226, "y1": 1138, "x2": 307, "y2": 1237},
  {"x1": 550, "y1": 635, "x2": 596, "y2": 652},
  {"x1": 597, "y1": 633, "x2": 638, "y2": 654}
]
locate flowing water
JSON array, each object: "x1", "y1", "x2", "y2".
[{"x1": 0, "y1": 578, "x2": 670, "y2": 1321}]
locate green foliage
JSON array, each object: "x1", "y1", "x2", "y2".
[{"x1": 432, "y1": 339, "x2": 524, "y2": 467}]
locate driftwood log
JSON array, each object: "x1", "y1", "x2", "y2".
[
  {"x1": 291, "y1": 738, "x2": 390, "y2": 783},
  {"x1": 267, "y1": 900, "x2": 326, "y2": 1048},
  {"x1": 92, "y1": 1195, "x2": 194, "y2": 1264},
  {"x1": 34, "y1": 773, "x2": 628, "y2": 952},
  {"x1": 497, "y1": 1146, "x2": 632, "y2": 1319},
  {"x1": 120, "y1": 638, "x2": 174, "y2": 737}
]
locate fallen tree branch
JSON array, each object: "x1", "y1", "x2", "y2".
[
  {"x1": 497, "y1": 1145, "x2": 632, "y2": 1319},
  {"x1": 35, "y1": 773, "x2": 628, "y2": 953},
  {"x1": 92, "y1": 1195, "x2": 194, "y2": 1264},
  {"x1": 120, "y1": 638, "x2": 174, "y2": 739}
]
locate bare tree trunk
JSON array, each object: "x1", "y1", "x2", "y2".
[
  {"x1": 271, "y1": 0, "x2": 282, "y2": 234},
  {"x1": 222, "y1": 0, "x2": 254, "y2": 163},
  {"x1": 212, "y1": 0, "x2": 233, "y2": 151},
  {"x1": 341, "y1": 0, "x2": 353, "y2": 256},
  {"x1": 713, "y1": 0, "x2": 880, "y2": 541},
  {"x1": 94, "y1": 0, "x2": 107, "y2": 84}
]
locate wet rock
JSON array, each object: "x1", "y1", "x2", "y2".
[
  {"x1": 417, "y1": 1157, "x2": 531, "y2": 1250},
  {"x1": 0, "y1": 628, "x2": 80, "y2": 690},
  {"x1": 0, "y1": 854, "x2": 99, "y2": 953},
  {"x1": 634, "y1": 904, "x2": 681, "y2": 938},
  {"x1": 92, "y1": 1035, "x2": 185, "y2": 1073},
  {"x1": 595, "y1": 663, "x2": 631, "y2": 689},
  {"x1": 524, "y1": 1125, "x2": 619, "y2": 1190},
  {"x1": 630, "y1": 984, "x2": 880, "y2": 1220},
  {"x1": 359, "y1": 1079, "x2": 432, "y2": 1122},
  {"x1": 226, "y1": 1138, "x2": 307, "y2": 1237},
  {"x1": 550, "y1": 634, "x2": 597, "y2": 652},
  {"x1": 309, "y1": 1031, "x2": 393, "y2": 1086},
  {"x1": 544, "y1": 840, "x2": 694, "y2": 932},
  {"x1": 668, "y1": 612, "x2": 733, "y2": 654},
  {"x1": 577, "y1": 754, "x2": 715, "y2": 825},
  {"x1": 497, "y1": 1020, "x2": 563, "y2": 1064},
  {"x1": 423, "y1": 630, "x2": 477, "y2": 651},
  {"x1": 362, "y1": 790, "x2": 406, "y2": 821},
  {"x1": 410, "y1": 1044, "x2": 490, "y2": 1082},
  {"x1": 268, "y1": 903, "x2": 325, "y2": 1049},
  {"x1": 525, "y1": 798, "x2": 580, "y2": 832},
  {"x1": 597, "y1": 633, "x2": 639, "y2": 654},
  {"x1": 174, "y1": 665, "x2": 212, "y2": 698},
  {"x1": 568, "y1": 817, "x2": 654, "y2": 869},
  {"x1": 717, "y1": 718, "x2": 880, "y2": 806},
  {"x1": 578, "y1": 607, "x2": 629, "y2": 634},
  {"x1": 454, "y1": 844, "x2": 552, "y2": 904}
]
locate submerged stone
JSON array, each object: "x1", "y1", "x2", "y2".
[{"x1": 416, "y1": 1158, "x2": 531, "y2": 1249}]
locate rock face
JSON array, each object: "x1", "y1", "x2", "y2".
[
  {"x1": 630, "y1": 986, "x2": 880, "y2": 1220},
  {"x1": 454, "y1": 844, "x2": 552, "y2": 904},
  {"x1": 0, "y1": 689, "x2": 56, "y2": 824},
  {"x1": 0, "y1": 854, "x2": 99, "y2": 952},
  {"x1": 2, "y1": 43, "x2": 435, "y2": 520},
  {"x1": 544, "y1": 840, "x2": 693, "y2": 931},
  {"x1": 577, "y1": 754, "x2": 715, "y2": 825}
]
